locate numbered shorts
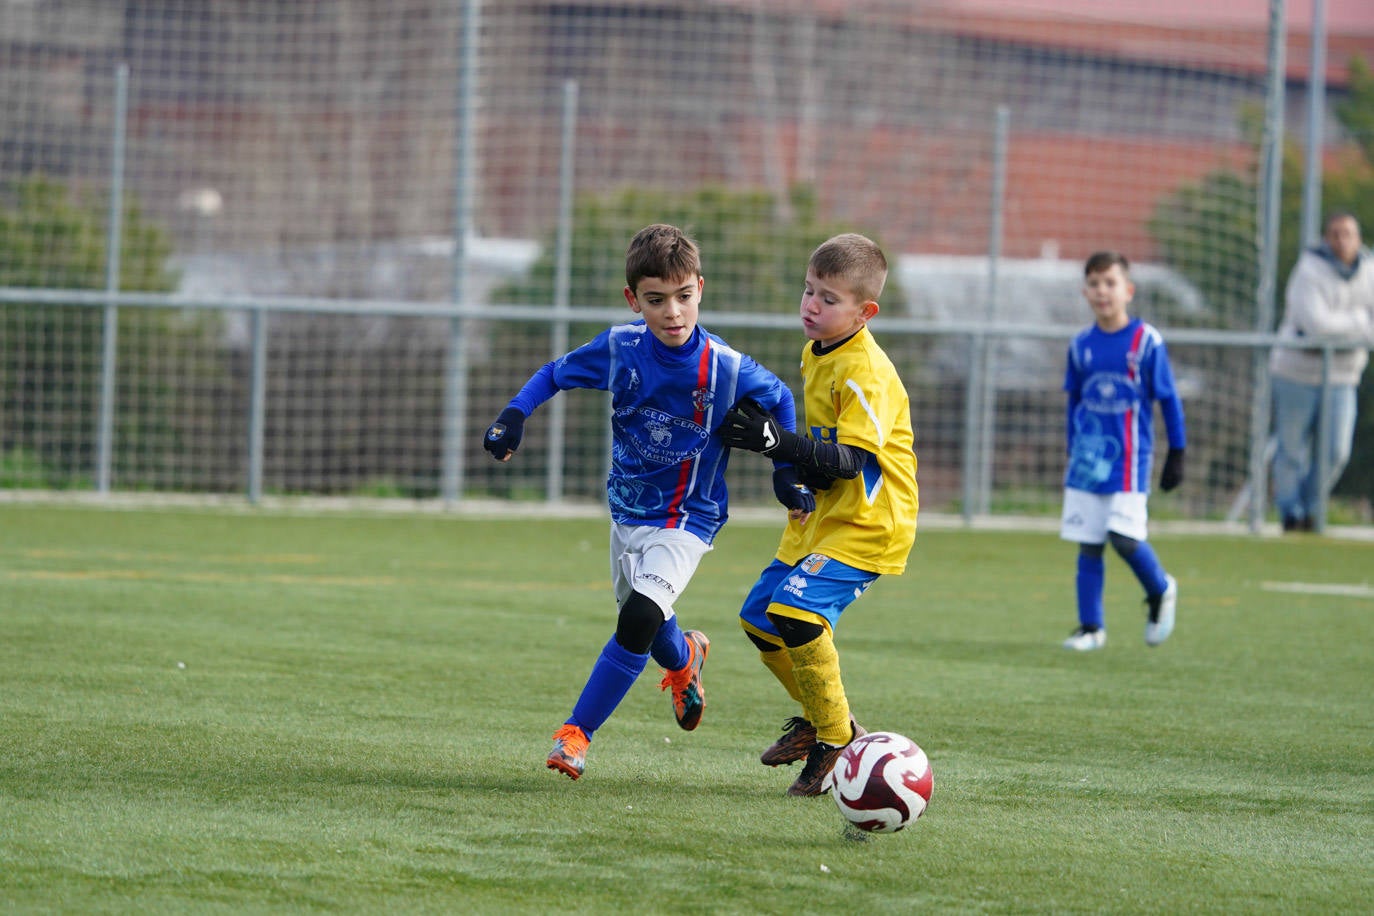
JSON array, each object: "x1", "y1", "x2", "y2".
[
  {"x1": 1059, "y1": 487, "x2": 1149, "y2": 544},
  {"x1": 740, "y1": 553, "x2": 877, "y2": 636},
  {"x1": 610, "y1": 522, "x2": 712, "y2": 618}
]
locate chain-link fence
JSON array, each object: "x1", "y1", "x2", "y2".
[{"x1": 2, "y1": 1, "x2": 1372, "y2": 527}]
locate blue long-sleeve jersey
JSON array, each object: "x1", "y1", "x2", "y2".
[
  {"x1": 506, "y1": 321, "x2": 796, "y2": 544},
  {"x1": 1063, "y1": 318, "x2": 1186, "y2": 494}
]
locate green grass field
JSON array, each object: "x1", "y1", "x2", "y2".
[{"x1": 1, "y1": 503, "x2": 1371, "y2": 914}]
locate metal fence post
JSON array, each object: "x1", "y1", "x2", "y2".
[
  {"x1": 977, "y1": 104, "x2": 1010, "y2": 517},
  {"x1": 96, "y1": 63, "x2": 129, "y2": 494},
  {"x1": 246, "y1": 307, "x2": 267, "y2": 503},
  {"x1": 960, "y1": 332, "x2": 985, "y2": 525},
  {"x1": 443, "y1": 0, "x2": 481, "y2": 505},
  {"x1": 1247, "y1": 0, "x2": 1287, "y2": 533},
  {"x1": 1314, "y1": 344, "x2": 1332, "y2": 532},
  {"x1": 1300, "y1": 0, "x2": 1327, "y2": 248},
  {"x1": 547, "y1": 79, "x2": 577, "y2": 503}
]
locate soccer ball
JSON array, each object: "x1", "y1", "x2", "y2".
[{"x1": 829, "y1": 731, "x2": 933, "y2": 833}]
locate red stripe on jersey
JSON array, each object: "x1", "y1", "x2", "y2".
[
  {"x1": 665, "y1": 341, "x2": 712, "y2": 529},
  {"x1": 1122, "y1": 406, "x2": 1136, "y2": 491},
  {"x1": 1122, "y1": 324, "x2": 1147, "y2": 491},
  {"x1": 1127, "y1": 324, "x2": 1146, "y2": 380}
]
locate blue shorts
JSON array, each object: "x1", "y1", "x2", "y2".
[{"x1": 739, "y1": 553, "x2": 878, "y2": 638}]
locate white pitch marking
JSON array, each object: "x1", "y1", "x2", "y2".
[{"x1": 1261, "y1": 581, "x2": 1374, "y2": 600}]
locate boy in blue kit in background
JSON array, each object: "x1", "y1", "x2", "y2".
[
  {"x1": 719, "y1": 233, "x2": 919, "y2": 796},
  {"x1": 1060, "y1": 250, "x2": 1186, "y2": 651},
  {"x1": 483, "y1": 224, "x2": 815, "y2": 780}
]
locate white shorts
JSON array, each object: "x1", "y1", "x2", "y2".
[
  {"x1": 609, "y1": 523, "x2": 712, "y2": 618},
  {"x1": 1059, "y1": 488, "x2": 1149, "y2": 544}
]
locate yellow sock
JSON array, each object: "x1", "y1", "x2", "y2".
[
  {"x1": 786, "y1": 630, "x2": 853, "y2": 746},
  {"x1": 759, "y1": 647, "x2": 803, "y2": 704},
  {"x1": 742, "y1": 620, "x2": 803, "y2": 704}
]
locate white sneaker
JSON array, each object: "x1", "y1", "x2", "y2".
[
  {"x1": 1062, "y1": 626, "x2": 1106, "y2": 651},
  {"x1": 1145, "y1": 575, "x2": 1177, "y2": 646}
]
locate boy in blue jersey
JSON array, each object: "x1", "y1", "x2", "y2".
[
  {"x1": 482, "y1": 224, "x2": 815, "y2": 780},
  {"x1": 1060, "y1": 251, "x2": 1186, "y2": 651},
  {"x1": 719, "y1": 233, "x2": 919, "y2": 796}
]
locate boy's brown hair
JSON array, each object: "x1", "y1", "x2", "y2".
[
  {"x1": 625, "y1": 224, "x2": 702, "y2": 292},
  {"x1": 809, "y1": 233, "x2": 888, "y2": 303},
  {"x1": 1084, "y1": 250, "x2": 1130, "y2": 277}
]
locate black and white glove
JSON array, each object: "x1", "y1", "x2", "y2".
[
  {"x1": 720, "y1": 398, "x2": 784, "y2": 455},
  {"x1": 483, "y1": 407, "x2": 525, "y2": 461},
  {"x1": 772, "y1": 466, "x2": 815, "y2": 515},
  {"x1": 722, "y1": 398, "x2": 863, "y2": 489},
  {"x1": 797, "y1": 465, "x2": 838, "y2": 492},
  {"x1": 1159, "y1": 448, "x2": 1184, "y2": 492}
]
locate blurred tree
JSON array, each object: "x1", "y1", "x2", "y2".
[
  {"x1": 492, "y1": 183, "x2": 904, "y2": 313},
  {"x1": 1148, "y1": 166, "x2": 1260, "y2": 330},
  {"x1": 0, "y1": 175, "x2": 185, "y2": 487},
  {"x1": 0, "y1": 175, "x2": 176, "y2": 290}
]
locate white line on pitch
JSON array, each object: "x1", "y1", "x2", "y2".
[{"x1": 1261, "y1": 581, "x2": 1374, "y2": 599}]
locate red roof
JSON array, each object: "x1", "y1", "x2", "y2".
[
  {"x1": 727, "y1": 0, "x2": 1374, "y2": 84},
  {"x1": 943, "y1": 0, "x2": 1373, "y2": 34},
  {"x1": 725, "y1": 122, "x2": 1260, "y2": 260},
  {"x1": 920, "y1": 4, "x2": 1374, "y2": 85}
]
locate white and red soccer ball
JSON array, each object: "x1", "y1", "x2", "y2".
[{"x1": 828, "y1": 731, "x2": 933, "y2": 833}]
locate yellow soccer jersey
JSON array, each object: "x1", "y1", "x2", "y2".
[{"x1": 776, "y1": 325, "x2": 919, "y2": 575}]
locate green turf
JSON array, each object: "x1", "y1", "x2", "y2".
[{"x1": 1, "y1": 504, "x2": 1370, "y2": 913}]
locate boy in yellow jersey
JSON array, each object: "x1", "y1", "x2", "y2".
[{"x1": 720, "y1": 233, "x2": 919, "y2": 796}]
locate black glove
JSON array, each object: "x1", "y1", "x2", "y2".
[
  {"x1": 798, "y1": 465, "x2": 838, "y2": 491},
  {"x1": 719, "y1": 398, "x2": 784, "y2": 455},
  {"x1": 772, "y1": 466, "x2": 815, "y2": 515},
  {"x1": 1159, "y1": 447, "x2": 1184, "y2": 492},
  {"x1": 483, "y1": 407, "x2": 525, "y2": 461}
]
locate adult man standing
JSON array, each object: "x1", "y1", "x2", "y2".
[{"x1": 1270, "y1": 211, "x2": 1374, "y2": 531}]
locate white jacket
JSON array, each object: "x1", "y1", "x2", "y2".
[{"x1": 1269, "y1": 247, "x2": 1374, "y2": 386}]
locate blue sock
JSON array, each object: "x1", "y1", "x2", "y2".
[
  {"x1": 649, "y1": 614, "x2": 689, "y2": 670},
  {"x1": 1120, "y1": 540, "x2": 1169, "y2": 598},
  {"x1": 1076, "y1": 552, "x2": 1105, "y2": 630},
  {"x1": 568, "y1": 637, "x2": 649, "y2": 739}
]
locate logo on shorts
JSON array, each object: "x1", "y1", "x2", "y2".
[
  {"x1": 1065, "y1": 512, "x2": 1084, "y2": 527},
  {"x1": 783, "y1": 574, "x2": 808, "y2": 600},
  {"x1": 801, "y1": 554, "x2": 829, "y2": 574},
  {"x1": 638, "y1": 573, "x2": 675, "y2": 595}
]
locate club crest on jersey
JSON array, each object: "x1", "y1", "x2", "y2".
[
  {"x1": 646, "y1": 419, "x2": 673, "y2": 448},
  {"x1": 692, "y1": 386, "x2": 713, "y2": 412},
  {"x1": 1082, "y1": 372, "x2": 1136, "y2": 414},
  {"x1": 614, "y1": 406, "x2": 709, "y2": 465},
  {"x1": 801, "y1": 553, "x2": 829, "y2": 574}
]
